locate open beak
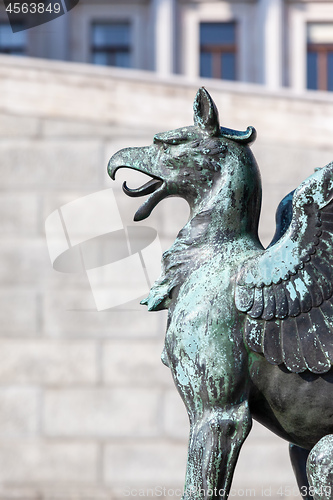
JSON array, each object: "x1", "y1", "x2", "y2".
[
  {"x1": 122, "y1": 178, "x2": 163, "y2": 197},
  {"x1": 108, "y1": 146, "x2": 167, "y2": 221}
]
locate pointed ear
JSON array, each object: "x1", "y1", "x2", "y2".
[{"x1": 193, "y1": 87, "x2": 220, "y2": 136}]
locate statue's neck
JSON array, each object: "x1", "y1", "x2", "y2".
[
  {"x1": 144, "y1": 169, "x2": 262, "y2": 311},
  {"x1": 186, "y1": 183, "x2": 261, "y2": 249}
]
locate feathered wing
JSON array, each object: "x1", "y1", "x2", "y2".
[{"x1": 235, "y1": 162, "x2": 333, "y2": 374}]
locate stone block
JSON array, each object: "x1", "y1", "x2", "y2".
[
  {"x1": 42, "y1": 488, "x2": 112, "y2": 500},
  {"x1": 162, "y1": 391, "x2": 189, "y2": 439},
  {"x1": 0, "y1": 486, "x2": 115, "y2": 500},
  {"x1": 102, "y1": 340, "x2": 173, "y2": 387},
  {"x1": 232, "y1": 429, "x2": 297, "y2": 491},
  {"x1": 43, "y1": 291, "x2": 166, "y2": 337},
  {"x1": 0, "y1": 388, "x2": 39, "y2": 437},
  {"x1": 0, "y1": 194, "x2": 39, "y2": 235},
  {"x1": 43, "y1": 388, "x2": 161, "y2": 437},
  {"x1": 0, "y1": 441, "x2": 98, "y2": 482},
  {"x1": 0, "y1": 486, "x2": 39, "y2": 500},
  {"x1": 42, "y1": 191, "x2": 99, "y2": 220},
  {"x1": 0, "y1": 140, "x2": 103, "y2": 189},
  {"x1": 42, "y1": 258, "x2": 94, "y2": 291},
  {"x1": 41, "y1": 118, "x2": 134, "y2": 139},
  {"x1": 103, "y1": 441, "x2": 187, "y2": 484},
  {"x1": 0, "y1": 113, "x2": 40, "y2": 137},
  {"x1": 0, "y1": 238, "x2": 50, "y2": 287},
  {"x1": 0, "y1": 290, "x2": 37, "y2": 335},
  {"x1": 0, "y1": 340, "x2": 97, "y2": 385},
  {"x1": 254, "y1": 141, "x2": 333, "y2": 187}
]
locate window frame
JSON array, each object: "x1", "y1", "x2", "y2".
[
  {"x1": 0, "y1": 21, "x2": 26, "y2": 55},
  {"x1": 199, "y1": 21, "x2": 238, "y2": 80},
  {"x1": 306, "y1": 22, "x2": 333, "y2": 91},
  {"x1": 91, "y1": 21, "x2": 132, "y2": 68},
  {"x1": 307, "y1": 42, "x2": 333, "y2": 91}
]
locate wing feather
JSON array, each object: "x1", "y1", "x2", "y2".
[
  {"x1": 281, "y1": 318, "x2": 306, "y2": 373},
  {"x1": 290, "y1": 275, "x2": 312, "y2": 313},
  {"x1": 236, "y1": 161, "x2": 333, "y2": 373},
  {"x1": 248, "y1": 287, "x2": 264, "y2": 319},
  {"x1": 273, "y1": 283, "x2": 288, "y2": 319},
  {"x1": 284, "y1": 281, "x2": 301, "y2": 317},
  {"x1": 305, "y1": 263, "x2": 331, "y2": 301},
  {"x1": 244, "y1": 317, "x2": 264, "y2": 353},
  {"x1": 309, "y1": 308, "x2": 333, "y2": 364},
  {"x1": 262, "y1": 287, "x2": 276, "y2": 320},
  {"x1": 235, "y1": 284, "x2": 254, "y2": 312},
  {"x1": 263, "y1": 320, "x2": 283, "y2": 364},
  {"x1": 313, "y1": 253, "x2": 333, "y2": 289},
  {"x1": 300, "y1": 268, "x2": 323, "y2": 308},
  {"x1": 296, "y1": 314, "x2": 330, "y2": 373}
]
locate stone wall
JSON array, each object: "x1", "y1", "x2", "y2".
[{"x1": 1, "y1": 54, "x2": 333, "y2": 500}]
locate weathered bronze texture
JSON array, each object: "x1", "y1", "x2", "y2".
[{"x1": 108, "y1": 88, "x2": 333, "y2": 500}]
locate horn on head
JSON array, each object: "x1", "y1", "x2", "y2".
[
  {"x1": 220, "y1": 126, "x2": 257, "y2": 145},
  {"x1": 194, "y1": 87, "x2": 257, "y2": 144}
]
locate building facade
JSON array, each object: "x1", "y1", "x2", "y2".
[
  {"x1": 1, "y1": 0, "x2": 333, "y2": 93},
  {"x1": 2, "y1": 53, "x2": 333, "y2": 500}
]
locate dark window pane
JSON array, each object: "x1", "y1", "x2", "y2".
[
  {"x1": 92, "y1": 52, "x2": 109, "y2": 66},
  {"x1": 92, "y1": 22, "x2": 132, "y2": 68},
  {"x1": 328, "y1": 52, "x2": 333, "y2": 91},
  {"x1": 200, "y1": 52, "x2": 212, "y2": 78},
  {"x1": 222, "y1": 52, "x2": 236, "y2": 80},
  {"x1": 93, "y1": 23, "x2": 130, "y2": 47},
  {"x1": 307, "y1": 51, "x2": 318, "y2": 90},
  {"x1": 7, "y1": 50, "x2": 24, "y2": 56},
  {"x1": 115, "y1": 52, "x2": 131, "y2": 68},
  {"x1": 0, "y1": 23, "x2": 26, "y2": 54},
  {"x1": 200, "y1": 22, "x2": 235, "y2": 45}
]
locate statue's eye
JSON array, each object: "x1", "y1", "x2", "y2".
[{"x1": 163, "y1": 143, "x2": 169, "y2": 152}]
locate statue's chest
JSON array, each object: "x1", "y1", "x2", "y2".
[{"x1": 164, "y1": 262, "x2": 249, "y2": 395}]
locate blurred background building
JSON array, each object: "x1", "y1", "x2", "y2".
[
  {"x1": 0, "y1": 1, "x2": 333, "y2": 500},
  {"x1": 2, "y1": 0, "x2": 333, "y2": 92}
]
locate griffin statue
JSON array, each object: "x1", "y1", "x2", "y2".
[{"x1": 108, "y1": 88, "x2": 333, "y2": 500}]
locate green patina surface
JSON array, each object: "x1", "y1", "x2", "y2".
[{"x1": 108, "y1": 88, "x2": 333, "y2": 500}]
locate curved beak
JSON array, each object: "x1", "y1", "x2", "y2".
[
  {"x1": 108, "y1": 145, "x2": 157, "y2": 180},
  {"x1": 107, "y1": 145, "x2": 167, "y2": 221}
]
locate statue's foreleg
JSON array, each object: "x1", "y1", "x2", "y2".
[
  {"x1": 289, "y1": 444, "x2": 311, "y2": 499},
  {"x1": 183, "y1": 401, "x2": 252, "y2": 500},
  {"x1": 306, "y1": 435, "x2": 333, "y2": 500}
]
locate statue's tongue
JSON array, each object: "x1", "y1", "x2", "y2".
[
  {"x1": 134, "y1": 185, "x2": 168, "y2": 221},
  {"x1": 122, "y1": 178, "x2": 162, "y2": 197}
]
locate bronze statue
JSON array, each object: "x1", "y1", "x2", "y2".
[{"x1": 108, "y1": 88, "x2": 333, "y2": 500}]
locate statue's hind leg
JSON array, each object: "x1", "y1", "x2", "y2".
[
  {"x1": 289, "y1": 444, "x2": 311, "y2": 500},
  {"x1": 306, "y1": 435, "x2": 333, "y2": 500}
]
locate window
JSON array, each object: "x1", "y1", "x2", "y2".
[
  {"x1": 91, "y1": 22, "x2": 131, "y2": 68},
  {"x1": 200, "y1": 22, "x2": 237, "y2": 80},
  {"x1": 0, "y1": 23, "x2": 26, "y2": 55},
  {"x1": 307, "y1": 23, "x2": 333, "y2": 91}
]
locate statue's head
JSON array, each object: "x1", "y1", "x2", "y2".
[{"x1": 108, "y1": 87, "x2": 257, "y2": 221}]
